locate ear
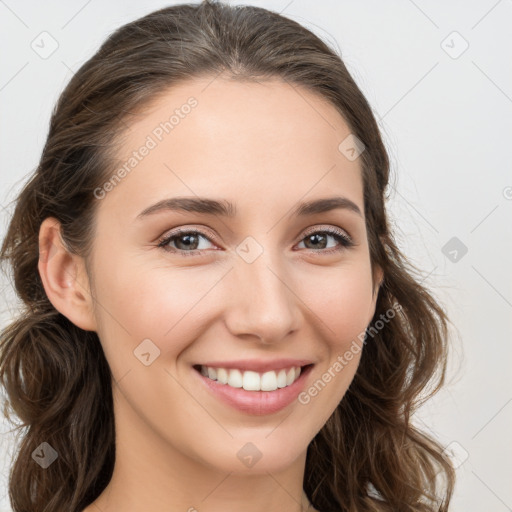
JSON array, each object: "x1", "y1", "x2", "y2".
[
  {"x1": 367, "y1": 263, "x2": 384, "y2": 324},
  {"x1": 37, "y1": 217, "x2": 97, "y2": 331},
  {"x1": 372, "y1": 264, "x2": 384, "y2": 298}
]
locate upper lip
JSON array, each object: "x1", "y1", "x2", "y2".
[{"x1": 195, "y1": 358, "x2": 314, "y2": 373}]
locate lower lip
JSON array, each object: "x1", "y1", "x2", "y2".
[{"x1": 193, "y1": 365, "x2": 314, "y2": 416}]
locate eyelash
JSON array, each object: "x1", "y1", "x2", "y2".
[{"x1": 157, "y1": 226, "x2": 355, "y2": 257}]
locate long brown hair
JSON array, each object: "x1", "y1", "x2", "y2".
[{"x1": 0, "y1": 1, "x2": 455, "y2": 510}]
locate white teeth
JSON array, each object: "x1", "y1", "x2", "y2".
[
  {"x1": 260, "y1": 370, "x2": 278, "y2": 391},
  {"x1": 286, "y1": 367, "x2": 296, "y2": 386},
  {"x1": 243, "y1": 371, "x2": 261, "y2": 391},
  {"x1": 228, "y1": 369, "x2": 243, "y2": 388},
  {"x1": 199, "y1": 365, "x2": 304, "y2": 391},
  {"x1": 216, "y1": 367, "x2": 229, "y2": 384},
  {"x1": 276, "y1": 369, "x2": 287, "y2": 388}
]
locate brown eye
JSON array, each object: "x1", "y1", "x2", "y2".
[
  {"x1": 158, "y1": 229, "x2": 215, "y2": 255},
  {"x1": 297, "y1": 228, "x2": 354, "y2": 254}
]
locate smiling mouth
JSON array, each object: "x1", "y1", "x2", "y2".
[{"x1": 192, "y1": 363, "x2": 314, "y2": 392}]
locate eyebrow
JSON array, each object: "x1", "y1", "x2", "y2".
[{"x1": 136, "y1": 195, "x2": 363, "y2": 220}]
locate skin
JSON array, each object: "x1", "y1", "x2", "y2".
[{"x1": 38, "y1": 76, "x2": 383, "y2": 512}]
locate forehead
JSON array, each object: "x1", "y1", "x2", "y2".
[{"x1": 102, "y1": 76, "x2": 364, "y2": 218}]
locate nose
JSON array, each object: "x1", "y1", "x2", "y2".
[{"x1": 223, "y1": 247, "x2": 302, "y2": 345}]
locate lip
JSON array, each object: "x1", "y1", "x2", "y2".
[
  {"x1": 193, "y1": 358, "x2": 313, "y2": 373},
  {"x1": 192, "y1": 363, "x2": 314, "y2": 416}
]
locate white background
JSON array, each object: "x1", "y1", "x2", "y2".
[{"x1": 0, "y1": 1, "x2": 511, "y2": 510}]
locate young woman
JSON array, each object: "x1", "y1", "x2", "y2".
[{"x1": 0, "y1": 1, "x2": 455, "y2": 511}]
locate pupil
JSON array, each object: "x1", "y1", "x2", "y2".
[
  {"x1": 179, "y1": 234, "x2": 197, "y2": 249},
  {"x1": 307, "y1": 233, "x2": 326, "y2": 249}
]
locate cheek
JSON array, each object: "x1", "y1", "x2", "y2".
[
  {"x1": 293, "y1": 262, "x2": 374, "y2": 409},
  {"x1": 90, "y1": 257, "x2": 223, "y2": 367},
  {"x1": 331, "y1": 278, "x2": 374, "y2": 345},
  {"x1": 296, "y1": 260, "x2": 375, "y2": 345}
]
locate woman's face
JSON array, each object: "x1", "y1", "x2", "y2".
[{"x1": 84, "y1": 77, "x2": 382, "y2": 475}]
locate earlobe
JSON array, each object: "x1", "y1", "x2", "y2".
[
  {"x1": 37, "y1": 217, "x2": 97, "y2": 332},
  {"x1": 373, "y1": 264, "x2": 384, "y2": 297}
]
